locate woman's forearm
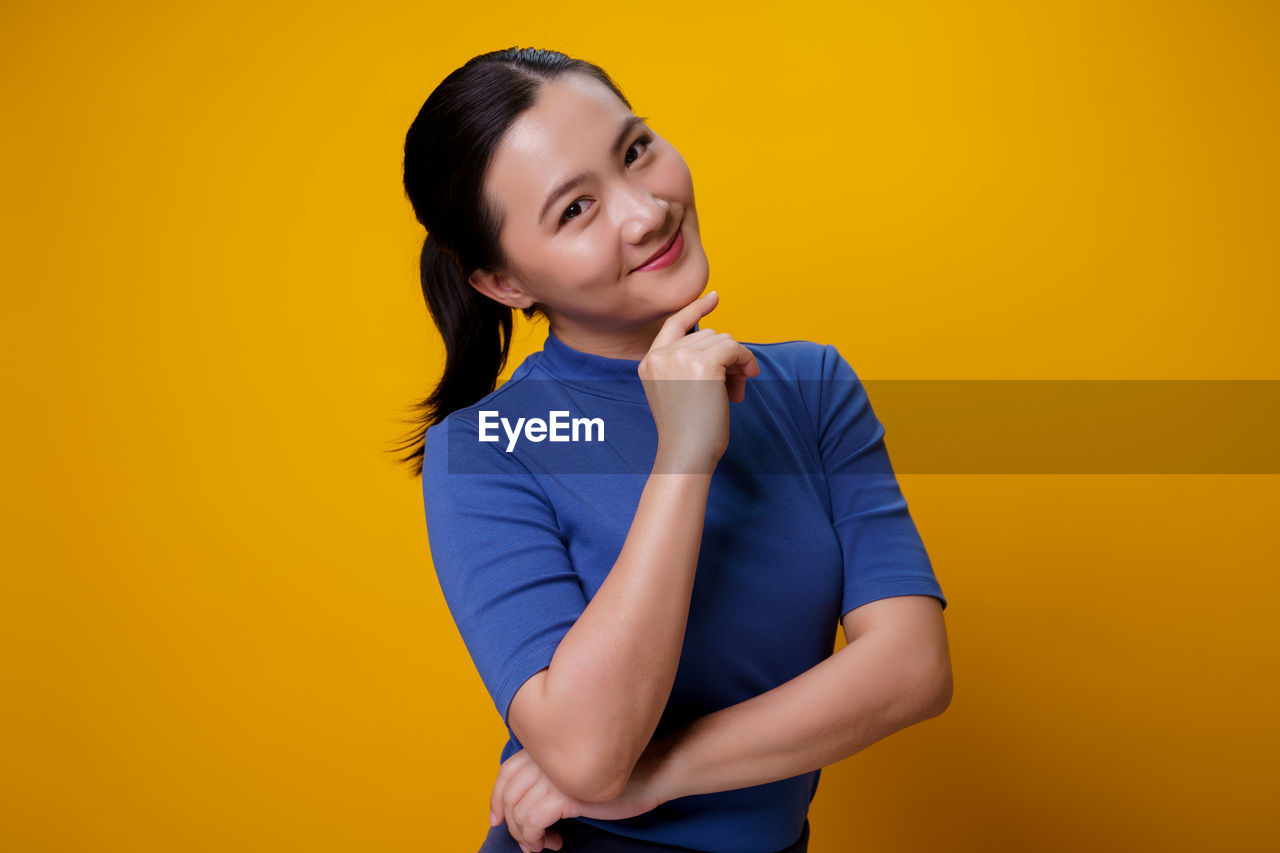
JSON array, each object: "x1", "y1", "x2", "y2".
[
  {"x1": 635, "y1": 607, "x2": 952, "y2": 803},
  {"x1": 509, "y1": 454, "x2": 712, "y2": 802}
]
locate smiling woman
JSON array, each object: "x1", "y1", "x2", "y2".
[
  {"x1": 466, "y1": 71, "x2": 710, "y2": 361},
  {"x1": 396, "y1": 46, "x2": 952, "y2": 853}
]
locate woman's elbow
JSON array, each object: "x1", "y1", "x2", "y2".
[
  {"x1": 509, "y1": 677, "x2": 636, "y2": 802},
  {"x1": 571, "y1": 772, "x2": 630, "y2": 805},
  {"x1": 524, "y1": 735, "x2": 634, "y2": 804},
  {"x1": 914, "y1": 652, "x2": 953, "y2": 721},
  {"x1": 889, "y1": 636, "x2": 952, "y2": 725},
  {"x1": 904, "y1": 608, "x2": 953, "y2": 722},
  {"x1": 550, "y1": 752, "x2": 631, "y2": 804}
]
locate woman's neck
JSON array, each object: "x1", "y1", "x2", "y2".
[{"x1": 547, "y1": 318, "x2": 668, "y2": 362}]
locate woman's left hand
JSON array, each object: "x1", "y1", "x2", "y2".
[{"x1": 489, "y1": 749, "x2": 665, "y2": 852}]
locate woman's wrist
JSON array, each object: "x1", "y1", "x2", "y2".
[{"x1": 652, "y1": 443, "x2": 721, "y2": 477}]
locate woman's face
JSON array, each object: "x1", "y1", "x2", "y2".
[{"x1": 470, "y1": 73, "x2": 709, "y2": 355}]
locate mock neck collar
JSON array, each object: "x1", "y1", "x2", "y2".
[{"x1": 535, "y1": 325, "x2": 701, "y2": 405}]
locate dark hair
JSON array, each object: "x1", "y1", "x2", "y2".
[{"x1": 391, "y1": 46, "x2": 632, "y2": 477}]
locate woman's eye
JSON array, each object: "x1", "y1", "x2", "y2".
[
  {"x1": 625, "y1": 135, "x2": 653, "y2": 167},
  {"x1": 560, "y1": 199, "x2": 590, "y2": 224},
  {"x1": 558, "y1": 135, "x2": 653, "y2": 226}
]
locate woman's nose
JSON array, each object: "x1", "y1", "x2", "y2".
[{"x1": 618, "y1": 187, "x2": 670, "y2": 246}]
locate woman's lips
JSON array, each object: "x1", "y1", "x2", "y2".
[{"x1": 632, "y1": 221, "x2": 685, "y2": 273}]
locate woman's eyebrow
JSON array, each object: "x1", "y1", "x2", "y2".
[{"x1": 537, "y1": 115, "x2": 650, "y2": 225}]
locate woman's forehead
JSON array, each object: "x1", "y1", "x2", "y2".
[
  {"x1": 487, "y1": 75, "x2": 635, "y2": 223},
  {"x1": 509, "y1": 74, "x2": 630, "y2": 152}
]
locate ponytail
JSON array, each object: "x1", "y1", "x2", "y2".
[{"x1": 392, "y1": 234, "x2": 522, "y2": 478}]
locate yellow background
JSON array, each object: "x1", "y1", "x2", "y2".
[{"x1": 3, "y1": 1, "x2": 1277, "y2": 850}]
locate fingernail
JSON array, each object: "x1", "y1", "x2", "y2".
[{"x1": 489, "y1": 811, "x2": 499, "y2": 826}]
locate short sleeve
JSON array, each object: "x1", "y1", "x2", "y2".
[
  {"x1": 422, "y1": 413, "x2": 588, "y2": 726},
  {"x1": 811, "y1": 344, "x2": 947, "y2": 618}
]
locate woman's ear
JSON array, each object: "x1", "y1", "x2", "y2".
[{"x1": 468, "y1": 268, "x2": 536, "y2": 310}]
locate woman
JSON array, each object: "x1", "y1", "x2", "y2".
[{"x1": 399, "y1": 47, "x2": 952, "y2": 853}]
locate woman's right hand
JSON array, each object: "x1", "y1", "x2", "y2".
[
  {"x1": 490, "y1": 749, "x2": 664, "y2": 853},
  {"x1": 638, "y1": 291, "x2": 760, "y2": 474}
]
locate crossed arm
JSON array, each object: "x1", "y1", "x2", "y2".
[
  {"x1": 637, "y1": 593, "x2": 951, "y2": 802},
  {"x1": 491, "y1": 594, "x2": 951, "y2": 848}
]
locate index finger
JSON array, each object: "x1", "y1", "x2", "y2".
[
  {"x1": 723, "y1": 342, "x2": 760, "y2": 380},
  {"x1": 650, "y1": 290, "x2": 719, "y2": 349}
]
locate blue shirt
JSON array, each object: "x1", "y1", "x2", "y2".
[{"x1": 422, "y1": 331, "x2": 946, "y2": 853}]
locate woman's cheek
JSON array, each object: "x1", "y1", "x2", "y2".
[
  {"x1": 660, "y1": 152, "x2": 695, "y2": 198},
  {"x1": 568, "y1": 238, "x2": 617, "y2": 286}
]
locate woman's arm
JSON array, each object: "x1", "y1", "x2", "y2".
[
  {"x1": 507, "y1": 293, "x2": 761, "y2": 804},
  {"x1": 635, "y1": 594, "x2": 951, "y2": 802},
  {"x1": 508, "y1": 469, "x2": 712, "y2": 803},
  {"x1": 491, "y1": 595, "x2": 951, "y2": 850}
]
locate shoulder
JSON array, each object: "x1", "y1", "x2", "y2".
[
  {"x1": 737, "y1": 340, "x2": 872, "y2": 443},
  {"x1": 423, "y1": 355, "x2": 548, "y2": 476},
  {"x1": 740, "y1": 339, "x2": 856, "y2": 382}
]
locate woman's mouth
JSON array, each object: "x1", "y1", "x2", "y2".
[{"x1": 631, "y1": 220, "x2": 685, "y2": 273}]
